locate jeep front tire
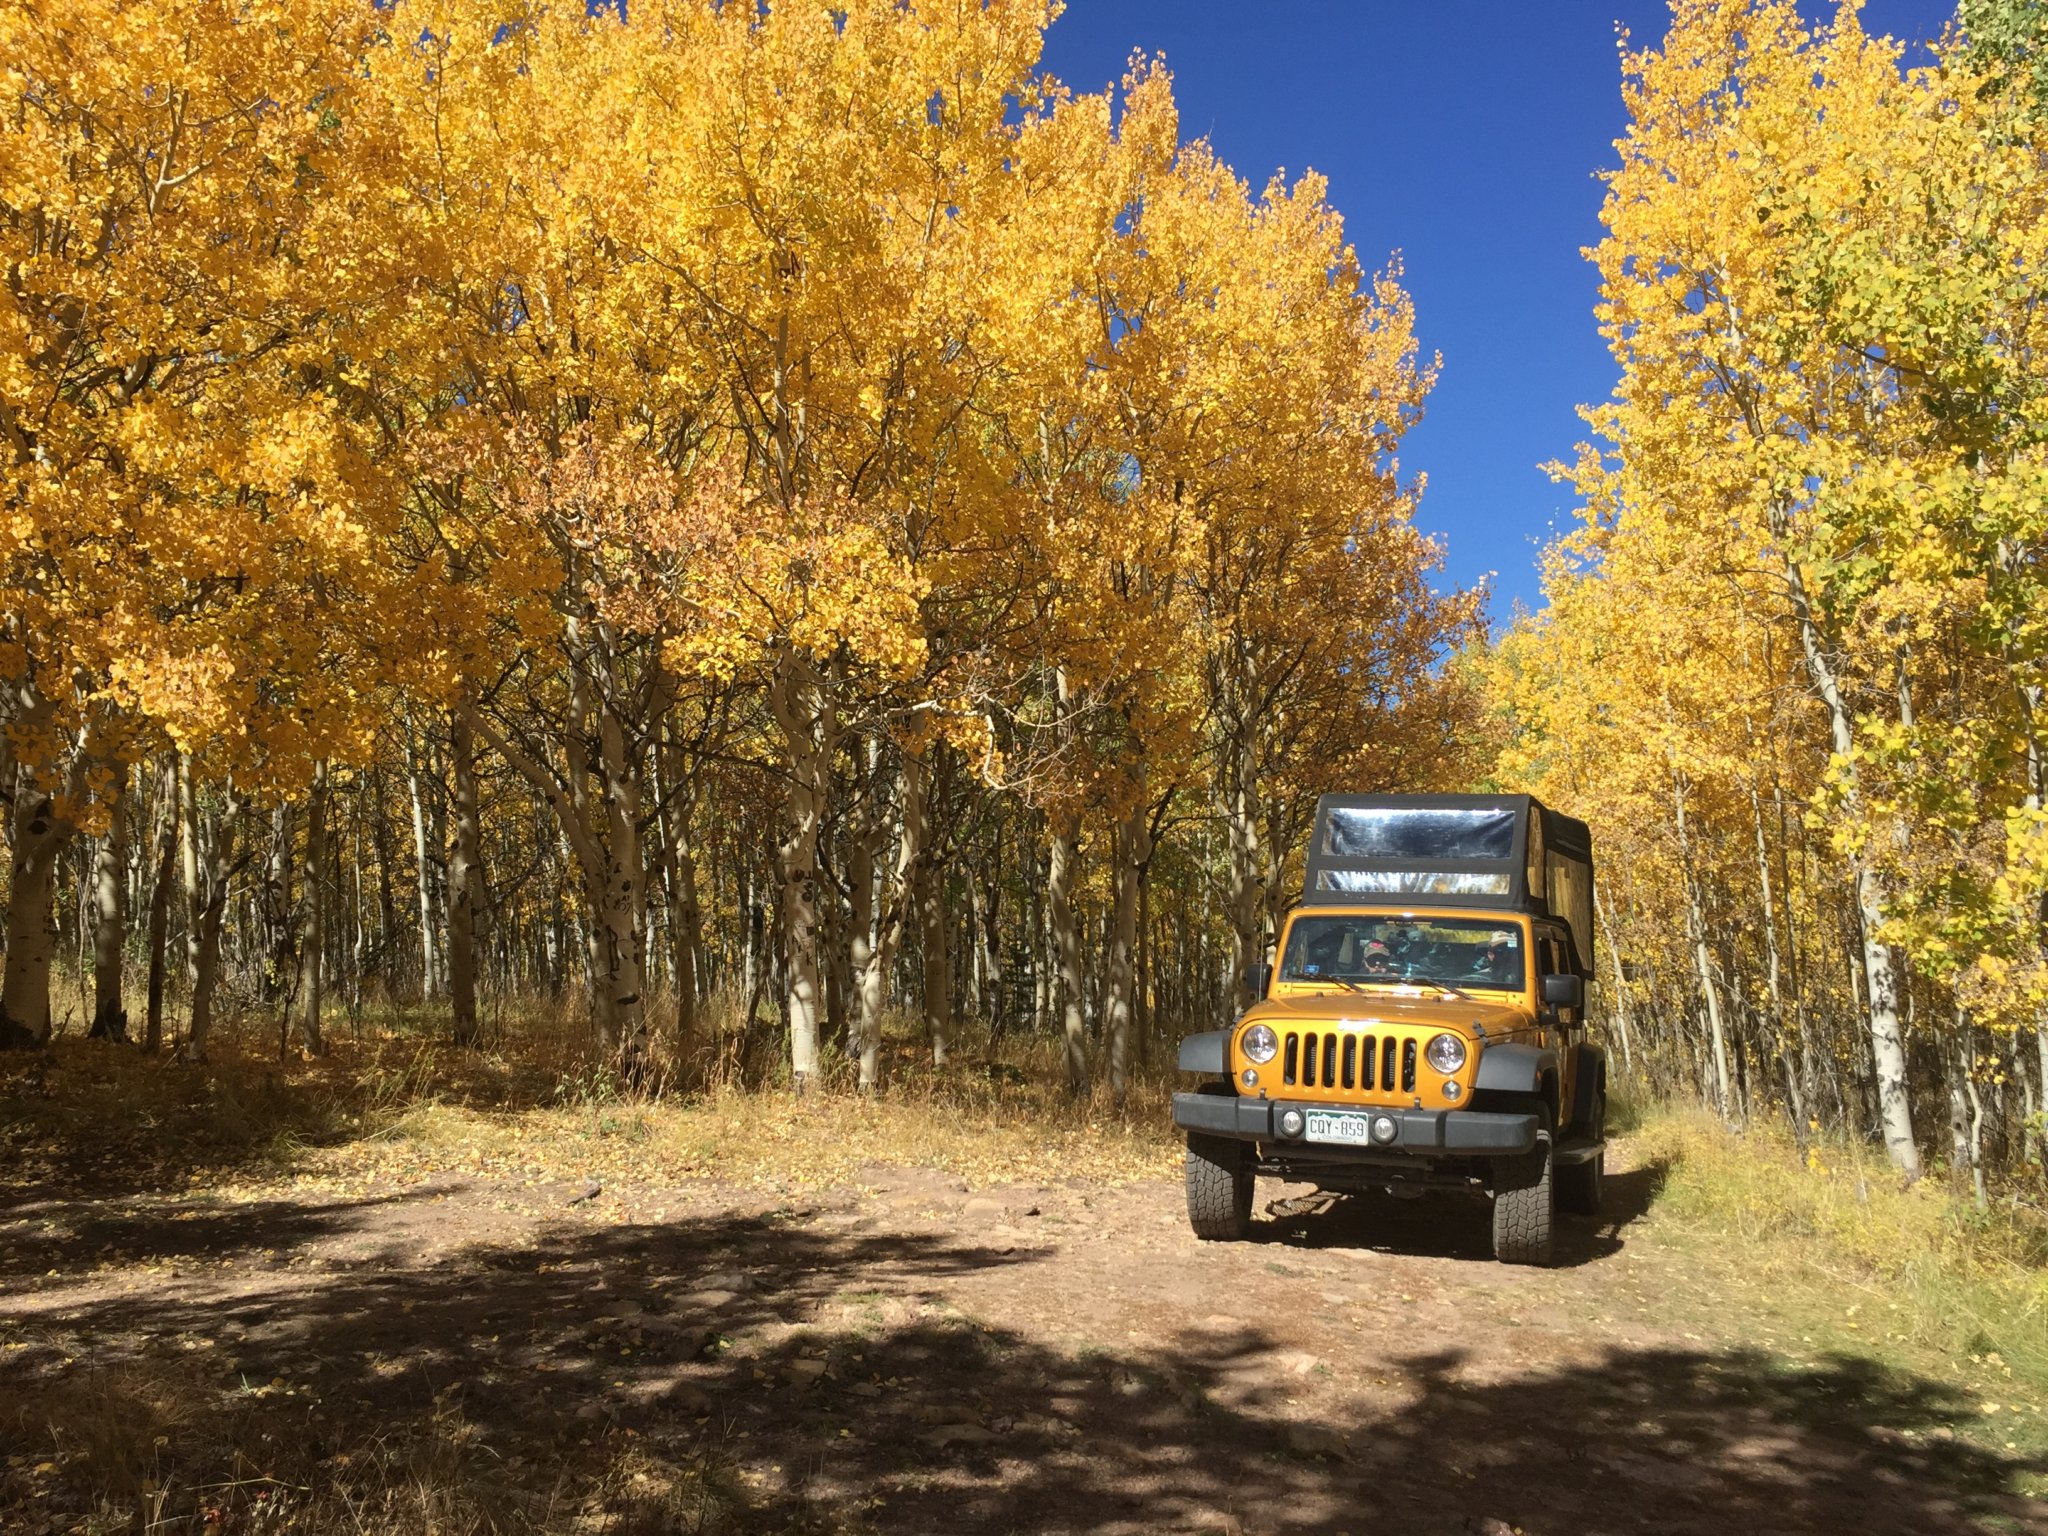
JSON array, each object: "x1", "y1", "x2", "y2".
[
  {"x1": 1185, "y1": 1130, "x2": 1253, "y2": 1241},
  {"x1": 1492, "y1": 1098, "x2": 1555, "y2": 1265}
]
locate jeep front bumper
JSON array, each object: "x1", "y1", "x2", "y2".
[{"x1": 1172, "y1": 1092, "x2": 1538, "y2": 1156}]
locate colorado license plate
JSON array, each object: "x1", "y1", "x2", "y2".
[{"x1": 1304, "y1": 1109, "x2": 1373, "y2": 1146}]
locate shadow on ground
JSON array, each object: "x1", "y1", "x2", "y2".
[
  {"x1": 2, "y1": 1188, "x2": 2033, "y2": 1536},
  {"x1": 0, "y1": 1035, "x2": 597, "y2": 1210},
  {"x1": 1258, "y1": 1161, "x2": 1668, "y2": 1268}
]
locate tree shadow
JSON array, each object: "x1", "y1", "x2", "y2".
[
  {"x1": 3, "y1": 1195, "x2": 2035, "y2": 1536},
  {"x1": 0, "y1": 1189, "x2": 433, "y2": 1277},
  {"x1": 0, "y1": 1042, "x2": 367, "y2": 1209}
]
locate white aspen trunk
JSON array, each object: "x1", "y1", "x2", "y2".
[
  {"x1": 89, "y1": 770, "x2": 129, "y2": 1041},
  {"x1": 2021, "y1": 1035, "x2": 2040, "y2": 1170},
  {"x1": 1031, "y1": 833, "x2": 1050, "y2": 1034},
  {"x1": 2036, "y1": 1025, "x2": 2048, "y2": 1170},
  {"x1": 767, "y1": 655, "x2": 832, "y2": 1087},
  {"x1": 916, "y1": 748, "x2": 953, "y2": 1068},
  {"x1": 291, "y1": 764, "x2": 329, "y2": 1056},
  {"x1": 579, "y1": 898, "x2": 605, "y2": 1019},
  {"x1": 1136, "y1": 863, "x2": 1150, "y2": 1063},
  {"x1": 1, "y1": 779, "x2": 66, "y2": 1048},
  {"x1": 1221, "y1": 730, "x2": 1268, "y2": 1010},
  {"x1": 1257, "y1": 803, "x2": 1293, "y2": 974},
  {"x1": 856, "y1": 750, "x2": 925, "y2": 1091},
  {"x1": 143, "y1": 762, "x2": 177, "y2": 1054},
  {"x1": 1745, "y1": 766, "x2": 1804, "y2": 1126},
  {"x1": 1594, "y1": 885, "x2": 1635, "y2": 1075},
  {"x1": 348, "y1": 806, "x2": 365, "y2": 1013},
  {"x1": 2011, "y1": 646, "x2": 2048, "y2": 1170},
  {"x1": 179, "y1": 755, "x2": 200, "y2": 1001},
  {"x1": 847, "y1": 809, "x2": 878, "y2": 1087},
  {"x1": 1696, "y1": 924, "x2": 1733, "y2": 1119},
  {"x1": 261, "y1": 802, "x2": 295, "y2": 1006},
  {"x1": 740, "y1": 861, "x2": 759, "y2": 1013},
  {"x1": 1048, "y1": 812, "x2": 1086, "y2": 1094},
  {"x1": 980, "y1": 862, "x2": 1005, "y2": 1037},
  {"x1": 655, "y1": 727, "x2": 702, "y2": 1062},
  {"x1": 825, "y1": 874, "x2": 852, "y2": 1050},
  {"x1": 671, "y1": 832, "x2": 704, "y2": 1056},
  {"x1": 1945, "y1": 1002, "x2": 1988, "y2": 1209},
  {"x1": 966, "y1": 876, "x2": 984, "y2": 1021},
  {"x1": 186, "y1": 870, "x2": 231, "y2": 1061},
  {"x1": 447, "y1": 711, "x2": 482, "y2": 1048},
  {"x1": 367, "y1": 773, "x2": 403, "y2": 999},
  {"x1": 1746, "y1": 768, "x2": 1787, "y2": 1029},
  {"x1": 592, "y1": 701, "x2": 651, "y2": 1074},
  {"x1": 920, "y1": 864, "x2": 951, "y2": 1069},
  {"x1": 1947, "y1": 1038, "x2": 1972, "y2": 1182},
  {"x1": 1776, "y1": 556, "x2": 1920, "y2": 1174},
  {"x1": 183, "y1": 790, "x2": 242, "y2": 1064},
  {"x1": 403, "y1": 727, "x2": 441, "y2": 1003},
  {"x1": 461, "y1": 656, "x2": 647, "y2": 1076},
  {"x1": 1963, "y1": 1048, "x2": 1989, "y2": 1210},
  {"x1": 1670, "y1": 773, "x2": 1734, "y2": 1120},
  {"x1": 1104, "y1": 802, "x2": 1148, "y2": 1108}
]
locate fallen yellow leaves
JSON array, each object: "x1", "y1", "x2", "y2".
[{"x1": 293, "y1": 1087, "x2": 1178, "y2": 1199}]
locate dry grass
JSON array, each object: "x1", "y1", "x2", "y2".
[
  {"x1": 1, "y1": 999, "x2": 1184, "y2": 1209},
  {"x1": 1633, "y1": 1100, "x2": 2048, "y2": 1391}
]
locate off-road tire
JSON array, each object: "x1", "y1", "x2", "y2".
[
  {"x1": 1492, "y1": 1098, "x2": 1555, "y2": 1265},
  {"x1": 1185, "y1": 1127, "x2": 1254, "y2": 1241},
  {"x1": 1558, "y1": 1089, "x2": 1606, "y2": 1216}
]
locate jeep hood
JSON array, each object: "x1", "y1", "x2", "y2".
[{"x1": 1242, "y1": 990, "x2": 1530, "y2": 1038}]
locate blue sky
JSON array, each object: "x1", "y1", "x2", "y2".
[{"x1": 1036, "y1": 0, "x2": 1960, "y2": 621}]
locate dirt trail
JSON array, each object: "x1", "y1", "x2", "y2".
[{"x1": 3, "y1": 1149, "x2": 2038, "y2": 1535}]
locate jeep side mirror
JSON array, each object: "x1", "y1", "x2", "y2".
[
  {"x1": 1246, "y1": 961, "x2": 1272, "y2": 1001},
  {"x1": 1541, "y1": 973, "x2": 1584, "y2": 1012}
]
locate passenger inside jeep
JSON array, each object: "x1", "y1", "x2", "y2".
[{"x1": 1283, "y1": 915, "x2": 1525, "y2": 991}]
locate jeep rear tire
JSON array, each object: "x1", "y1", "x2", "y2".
[
  {"x1": 1185, "y1": 1130, "x2": 1253, "y2": 1241},
  {"x1": 1492, "y1": 1098, "x2": 1555, "y2": 1265},
  {"x1": 1558, "y1": 1088, "x2": 1606, "y2": 1216}
]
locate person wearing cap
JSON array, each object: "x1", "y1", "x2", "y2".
[
  {"x1": 1471, "y1": 929, "x2": 1518, "y2": 985},
  {"x1": 1360, "y1": 938, "x2": 1396, "y2": 976}
]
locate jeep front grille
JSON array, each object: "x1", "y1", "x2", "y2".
[{"x1": 1280, "y1": 1030, "x2": 1417, "y2": 1100}]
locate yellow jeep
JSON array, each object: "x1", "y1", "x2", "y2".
[{"x1": 1172, "y1": 794, "x2": 1607, "y2": 1265}]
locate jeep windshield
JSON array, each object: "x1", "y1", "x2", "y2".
[{"x1": 1279, "y1": 915, "x2": 1525, "y2": 991}]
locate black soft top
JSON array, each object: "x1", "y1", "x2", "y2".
[{"x1": 1302, "y1": 793, "x2": 1595, "y2": 980}]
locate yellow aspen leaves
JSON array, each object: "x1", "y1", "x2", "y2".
[{"x1": 1491, "y1": 0, "x2": 2048, "y2": 1170}]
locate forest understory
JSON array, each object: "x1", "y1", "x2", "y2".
[{"x1": 4, "y1": 1009, "x2": 2046, "y2": 1536}]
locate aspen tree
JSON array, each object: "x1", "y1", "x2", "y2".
[
  {"x1": 88, "y1": 772, "x2": 128, "y2": 1040},
  {"x1": 1496, "y1": 0, "x2": 2048, "y2": 1172},
  {"x1": 1, "y1": 0, "x2": 432, "y2": 1044}
]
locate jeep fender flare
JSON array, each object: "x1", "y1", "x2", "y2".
[
  {"x1": 1474, "y1": 1042, "x2": 1558, "y2": 1099},
  {"x1": 1177, "y1": 1030, "x2": 1232, "y2": 1076}
]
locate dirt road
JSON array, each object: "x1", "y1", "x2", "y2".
[{"x1": 3, "y1": 1150, "x2": 2038, "y2": 1535}]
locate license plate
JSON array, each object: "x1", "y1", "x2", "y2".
[{"x1": 1304, "y1": 1109, "x2": 1374, "y2": 1146}]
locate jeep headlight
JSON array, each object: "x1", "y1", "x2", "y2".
[
  {"x1": 1425, "y1": 1032, "x2": 1468, "y2": 1075},
  {"x1": 1241, "y1": 1023, "x2": 1279, "y2": 1064}
]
